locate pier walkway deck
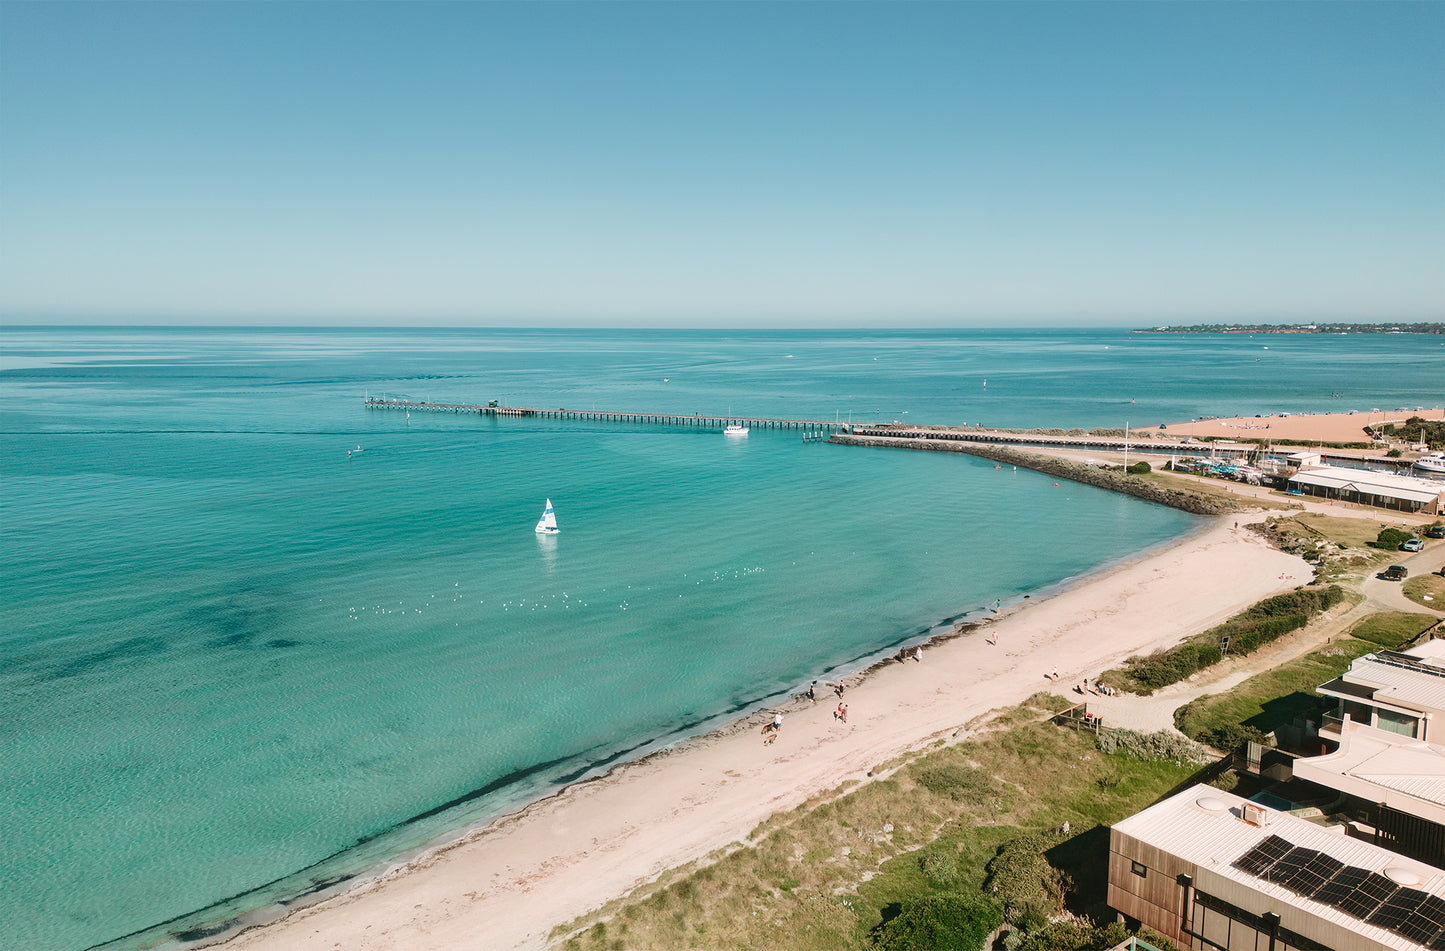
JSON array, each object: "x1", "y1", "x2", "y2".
[
  {"x1": 364, "y1": 398, "x2": 850, "y2": 433},
  {"x1": 363, "y1": 398, "x2": 1253, "y2": 453}
]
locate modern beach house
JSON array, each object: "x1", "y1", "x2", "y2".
[
  {"x1": 1108, "y1": 640, "x2": 1445, "y2": 949},
  {"x1": 1109, "y1": 785, "x2": 1445, "y2": 951}
]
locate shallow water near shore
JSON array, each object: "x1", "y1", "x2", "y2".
[{"x1": 1, "y1": 327, "x2": 1440, "y2": 950}]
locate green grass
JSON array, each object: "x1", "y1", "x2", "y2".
[
  {"x1": 555, "y1": 697, "x2": 1202, "y2": 951},
  {"x1": 1402, "y1": 571, "x2": 1445, "y2": 610},
  {"x1": 1174, "y1": 611, "x2": 1439, "y2": 746}
]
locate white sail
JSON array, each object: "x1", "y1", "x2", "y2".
[{"x1": 534, "y1": 498, "x2": 559, "y2": 534}]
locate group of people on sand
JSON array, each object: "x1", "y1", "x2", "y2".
[
  {"x1": 1073, "y1": 676, "x2": 1115, "y2": 697},
  {"x1": 771, "y1": 679, "x2": 852, "y2": 744}
]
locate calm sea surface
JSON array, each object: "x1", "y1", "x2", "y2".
[{"x1": 2, "y1": 327, "x2": 1440, "y2": 950}]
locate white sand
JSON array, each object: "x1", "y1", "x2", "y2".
[{"x1": 222, "y1": 513, "x2": 1305, "y2": 951}]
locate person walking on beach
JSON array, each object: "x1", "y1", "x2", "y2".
[
  {"x1": 835, "y1": 703, "x2": 848, "y2": 724},
  {"x1": 834, "y1": 682, "x2": 845, "y2": 698},
  {"x1": 914, "y1": 646, "x2": 923, "y2": 663},
  {"x1": 1050, "y1": 665, "x2": 1059, "y2": 681},
  {"x1": 806, "y1": 681, "x2": 816, "y2": 703}
]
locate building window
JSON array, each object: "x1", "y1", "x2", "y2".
[
  {"x1": 1131, "y1": 860, "x2": 1147, "y2": 878},
  {"x1": 1376, "y1": 708, "x2": 1419, "y2": 739}
]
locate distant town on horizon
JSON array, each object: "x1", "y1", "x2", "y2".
[{"x1": 1134, "y1": 322, "x2": 1445, "y2": 335}]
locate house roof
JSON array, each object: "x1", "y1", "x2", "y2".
[{"x1": 1343, "y1": 653, "x2": 1445, "y2": 718}]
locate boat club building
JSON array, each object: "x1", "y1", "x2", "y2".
[{"x1": 1286, "y1": 466, "x2": 1445, "y2": 515}]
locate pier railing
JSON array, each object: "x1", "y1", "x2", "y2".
[{"x1": 364, "y1": 398, "x2": 851, "y2": 433}]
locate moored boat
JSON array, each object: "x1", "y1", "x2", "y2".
[{"x1": 1413, "y1": 452, "x2": 1445, "y2": 475}]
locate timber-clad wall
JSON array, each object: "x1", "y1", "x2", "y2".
[
  {"x1": 1108, "y1": 828, "x2": 1194, "y2": 948},
  {"x1": 829, "y1": 434, "x2": 1240, "y2": 516}
]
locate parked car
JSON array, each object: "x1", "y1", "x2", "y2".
[
  {"x1": 1426, "y1": 525, "x2": 1445, "y2": 539},
  {"x1": 1402, "y1": 537, "x2": 1425, "y2": 552},
  {"x1": 1383, "y1": 565, "x2": 1408, "y2": 581}
]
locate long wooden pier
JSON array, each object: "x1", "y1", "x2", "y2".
[{"x1": 364, "y1": 398, "x2": 851, "y2": 433}]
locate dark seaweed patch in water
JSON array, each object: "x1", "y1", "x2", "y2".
[
  {"x1": 40, "y1": 634, "x2": 172, "y2": 681},
  {"x1": 171, "y1": 917, "x2": 241, "y2": 942},
  {"x1": 185, "y1": 585, "x2": 286, "y2": 651},
  {"x1": 266, "y1": 638, "x2": 301, "y2": 649}
]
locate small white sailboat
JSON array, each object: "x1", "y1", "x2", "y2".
[
  {"x1": 534, "y1": 498, "x2": 560, "y2": 535},
  {"x1": 724, "y1": 423, "x2": 747, "y2": 436}
]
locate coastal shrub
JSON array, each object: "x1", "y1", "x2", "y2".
[
  {"x1": 1126, "y1": 461, "x2": 1152, "y2": 474},
  {"x1": 919, "y1": 846, "x2": 961, "y2": 886},
  {"x1": 1123, "y1": 587, "x2": 1344, "y2": 692},
  {"x1": 872, "y1": 893, "x2": 1003, "y2": 951},
  {"x1": 1373, "y1": 527, "x2": 1412, "y2": 550},
  {"x1": 914, "y1": 762, "x2": 996, "y2": 802},
  {"x1": 1019, "y1": 921, "x2": 1175, "y2": 951},
  {"x1": 1193, "y1": 722, "x2": 1268, "y2": 753},
  {"x1": 984, "y1": 833, "x2": 1064, "y2": 928},
  {"x1": 1128, "y1": 642, "x2": 1222, "y2": 691},
  {"x1": 1096, "y1": 728, "x2": 1213, "y2": 765}
]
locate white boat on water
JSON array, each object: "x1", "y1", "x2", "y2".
[
  {"x1": 534, "y1": 498, "x2": 559, "y2": 534},
  {"x1": 1414, "y1": 452, "x2": 1445, "y2": 474},
  {"x1": 724, "y1": 423, "x2": 748, "y2": 436}
]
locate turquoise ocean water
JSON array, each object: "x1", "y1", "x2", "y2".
[{"x1": 2, "y1": 327, "x2": 1441, "y2": 950}]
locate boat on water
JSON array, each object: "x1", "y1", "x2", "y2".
[
  {"x1": 534, "y1": 498, "x2": 559, "y2": 535},
  {"x1": 1414, "y1": 452, "x2": 1445, "y2": 474},
  {"x1": 724, "y1": 423, "x2": 748, "y2": 436}
]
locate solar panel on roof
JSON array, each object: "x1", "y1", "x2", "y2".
[
  {"x1": 1428, "y1": 925, "x2": 1445, "y2": 951},
  {"x1": 1264, "y1": 853, "x2": 1305, "y2": 883},
  {"x1": 1234, "y1": 835, "x2": 1293, "y2": 876},
  {"x1": 1369, "y1": 887, "x2": 1430, "y2": 932},
  {"x1": 1396, "y1": 907, "x2": 1445, "y2": 946},
  {"x1": 1337, "y1": 872, "x2": 1400, "y2": 919},
  {"x1": 1286, "y1": 852, "x2": 1345, "y2": 896},
  {"x1": 1416, "y1": 896, "x2": 1445, "y2": 930},
  {"x1": 1315, "y1": 866, "x2": 1370, "y2": 907}
]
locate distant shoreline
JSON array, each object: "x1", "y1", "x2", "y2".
[{"x1": 1132, "y1": 322, "x2": 1443, "y2": 335}]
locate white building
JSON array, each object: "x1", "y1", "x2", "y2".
[{"x1": 1287, "y1": 466, "x2": 1445, "y2": 515}]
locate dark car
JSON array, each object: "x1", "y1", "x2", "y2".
[
  {"x1": 1426, "y1": 525, "x2": 1445, "y2": 539},
  {"x1": 1382, "y1": 565, "x2": 1408, "y2": 581}
]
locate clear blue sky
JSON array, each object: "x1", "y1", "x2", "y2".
[{"x1": 1, "y1": 1, "x2": 1441, "y2": 327}]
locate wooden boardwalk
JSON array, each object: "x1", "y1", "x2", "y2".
[{"x1": 364, "y1": 398, "x2": 851, "y2": 433}]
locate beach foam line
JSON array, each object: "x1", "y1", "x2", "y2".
[{"x1": 220, "y1": 511, "x2": 1306, "y2": 951}]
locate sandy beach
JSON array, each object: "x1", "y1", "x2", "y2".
[
  {"x1": 1139, "y1": 406, "x2": 1445, "y2": 445},
  {"x1": 222, "y1": 509, "x2": 1307, "y2": 951}
]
